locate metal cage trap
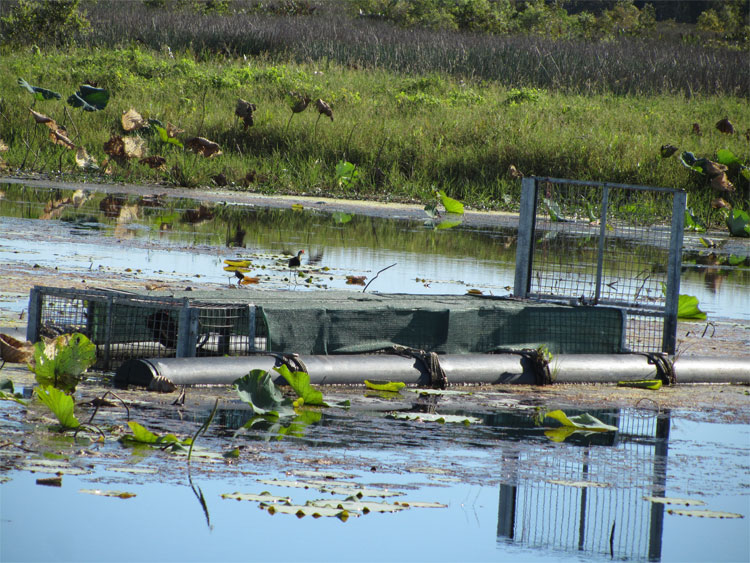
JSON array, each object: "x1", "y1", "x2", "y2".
[
  {"x1": 514, "y1": 177, "x2": 686, "y2": 354},
  {"x1": 26, "y1": 286, "x2": 266, "y2": 370}
]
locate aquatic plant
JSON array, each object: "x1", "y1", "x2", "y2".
[{"x1": 28, "y1": 333, "x2": 96, "y2": 393}]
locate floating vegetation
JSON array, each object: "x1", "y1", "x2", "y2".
[
  {"x1": 79, "y1": 489, "x2": 136, "y2": 499},
  {"x1": 643, "y1": 496, "x2": 706, "y2": 506},
  {"x1": 667, "y1": 509, "x2": 744, "y2": 519}
]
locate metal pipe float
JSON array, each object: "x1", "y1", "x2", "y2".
[{"x1": 114, "y1": 353, "x2": 750, "y2": 388}]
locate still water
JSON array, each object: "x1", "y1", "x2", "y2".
[{"x1": 0, "y1": 183, "x2": 748, "y2": 320}]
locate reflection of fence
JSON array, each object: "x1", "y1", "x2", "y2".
[
  {"x1": 514, "y1": 177, "x2": 686, "y2": 354},
  {"x1": 26, "y1": 286, "x2": 266, "y2": 370},
  {"x1": 497, "y1": 409, "x2": 670, "y2": 561}
]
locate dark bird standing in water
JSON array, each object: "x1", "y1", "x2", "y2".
[{"x1": 288, "y1": 250, "x2": 304, "y2": 268}]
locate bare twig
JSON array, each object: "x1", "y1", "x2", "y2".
[{"x1": 363, "y1": 263, "x2": 396, "y2": 293}]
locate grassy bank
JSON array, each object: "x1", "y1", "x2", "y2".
[{"x1": 0, "y1": 4, "x2": 748, "y2": 220}]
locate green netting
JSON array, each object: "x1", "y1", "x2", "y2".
[{"x1": 169, "y1": 290, "x2": 625, "y2": 355}]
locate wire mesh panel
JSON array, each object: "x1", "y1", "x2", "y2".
[
  {"x1": 515, "y1": 177, "x2": 686, "y2": 354},
  {"x1": 497, "y1": 408, "x2": 670, "y2": 561},
  {"x1": 27, "y1": 286, "x2": 266, "y2": 370}
]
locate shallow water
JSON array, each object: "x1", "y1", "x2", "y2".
[
  {"x1": 0, "y1": 183, "x2": 748, "y2": 562},
  {"x1": 1, "y1": 386, "x2": 748, "y2": 563},
  {"x1": 0, "y1": 183, "x2": 748, "y2": 320}
]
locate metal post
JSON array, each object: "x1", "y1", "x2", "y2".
[
  {"x1": 594, "y1": 186, "x2": 610, "y2": 304},
  {"x1": 26, "y1": 286, "x2": 43, "y2": 343},
  {"x1": 247, "y1": 304, "x2": 256, "y2": 352},
  {"x1": 102, "y1": 296, "x2": 113, "y2": 371},
  {"x1": 662, "y1": 192, "x2": 686, "y2": 354},
  {"x1": 514, "y1": 177, "x2": 539, "y2": 298},
  {"x1": 177, "y1": 300, "x2": 199, "y2": 358}
]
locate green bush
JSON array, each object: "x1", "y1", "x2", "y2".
[{"x1": 1, "y1": 0, "x2": 90, "y2": 46}]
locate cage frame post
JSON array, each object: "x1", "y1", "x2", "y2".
[
  {"x1": 26, "y1": 286, "x2": 43, "y2": 343},
  {"x1": 514, "y1": 177, "x2": 539, "y2": 298},
  {"x1": 662, "y1": 191, "x2": 687, "y2": 354},
  {"x1": 177, "y1": 300, "x2": 199, "y2": 358}
]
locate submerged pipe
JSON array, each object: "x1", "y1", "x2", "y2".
[{"x1": 114, "y1": 353, "x2": 749, "y2": 388}]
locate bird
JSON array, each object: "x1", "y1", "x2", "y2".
[
  {"x1": 234, "y1": 270, "x2": 245, "y2": 285},
  {"x1": 288, "y1": 250, "x2": 304, "y2": 268}
]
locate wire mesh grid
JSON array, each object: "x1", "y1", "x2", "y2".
[
  {"x1": 499, "y1": 409, "x2": 667, "y2": 560},
  {"x1": 516, "y1": 178, "x2": 685, "y2": 353},
  {"x1": 29, "y1": 286, "x2": 267, "y2": 370}
]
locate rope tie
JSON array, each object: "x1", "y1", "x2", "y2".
[
  {"x1": 642, "y1": 352, "x2": 676, "y2": 385},
  {"x1": 490, "y1": 348, "x2": 553, "y2": 386},
  {"x1": 384, "y1": 345, "x2": 447, "y2": 389}
]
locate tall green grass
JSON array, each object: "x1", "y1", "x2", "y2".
[{"x1": 0, "y1": 3, "x2": 748, "y2": 216}]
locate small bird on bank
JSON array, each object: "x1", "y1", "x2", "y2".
[
  {"x1": 288, "y1": 250, "x2": 304, "y2": 268},
  {"x1": 234, "y1": 270, "x2": 245, "y2": 285}
]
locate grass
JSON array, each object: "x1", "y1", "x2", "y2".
[{"x1": 0, "y1": 5, "x2": 748, "y2": 220}]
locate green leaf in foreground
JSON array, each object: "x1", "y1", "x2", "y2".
[
  {"x1": 274, "y1": 364, "x2": 327, "y2": 407},
  {"x1": 436, "y1": 190, "x2": 464, "y2": 214},
  {"x1": 67, "y1": 85, "x2": 109, "y2": 111},
  {"x1": 30, "y1": 333, "x2": 97, "y2": 393},
  {"x1": 544, "y1": 410, "x2": 617, "y2": 441},
  {"x1": 35, "y1": 385, "x2": 80, "y2": 429},
  {"x1": 364, "y1": 380, "x2": 406, "y2": 392},
  {"x1": 726, "y1": 209, "x2": 750, "y2": 238},
  {"x1": 617, "y1": 379, "x2": 662, "y2": 390},
  {"x1": 677, "y1": 293, "x2": 707, "y2": 321},
  {"x1": 121, "y1": 421, "x2": 184, "y2": 448},
  {"x1": 18, "y1": 78, "x2": 61, "y2": 101},
  {"x1": 233, "y1": 369, "x2": 291, "y2": 415}
]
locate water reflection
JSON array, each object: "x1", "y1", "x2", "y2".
[
  {"x1": 0, "y1": 183, "x2": 748, "y2": 320},
  {"x1": 496, "y1": 410, "x2": 670, "y2": 561}
]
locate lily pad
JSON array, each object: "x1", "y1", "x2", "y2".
[
  {"x1": 221, "y1": 492, "x2": 292, "y2": 503},
  {"x1": 35, "y1": 385, "x2": 80, "y2": 429},
  {"x1": 726, "y1": 209, "x2": 750, "y2": 238},
  {"x1": 437, "y1": 190, "x2": 464, "y2": 214},
  {"x1": 364, "y1": 380, "x2": 406, "y2": 392},
  {"x1": 263, "y1": 502, "x2": 353, "y2": 520},
  {"x1": 274, "y1": 364, "x2": 327, "y2": 407},
  {"x1": 310, "y1": 498, "x2": 408, "y2": 513},
  {"x1": 389, "y1": 412, "x2": 481, "y2": 425},
  {"x1": 643, "y1": 496, "x2": 706, "y2": 506},
  {"x1": 667, "y1": 508, "x2": 744, "y2": 519},
  {"x1": 547, "y1": 479, "x2": 611, "y2": 488},
  {"x1": 79, "y1": 489, "x2": 136, "y2": 499},
  {"x1": 234, "y1": 370, "x2": 293, "y2": 416},
  {"x1": 30, "y1": 333, "x2": 96, "y2": 393},
  {"x1": 18, "y1": 78, "x2": 61, "y2": 101},
  {"x1": 67, "y1": 85, "x2": 109, "y2": 111}
]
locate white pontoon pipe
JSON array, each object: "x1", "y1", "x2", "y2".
[{"x1": 114, "y1": 354, "x2": 749, "y2": 388}]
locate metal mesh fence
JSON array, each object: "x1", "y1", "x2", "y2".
[
  {"x1": 27, "y1": 286, "x2": 267, "y2": 370},
  {"x1": 515, "y1": 177, "x2": 686, "y2": 354}
]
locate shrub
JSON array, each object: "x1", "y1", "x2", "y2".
[{"x1": 1, "y1": 0, "x2": 91, "y2": 46}]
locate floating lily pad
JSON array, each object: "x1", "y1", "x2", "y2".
[
  {"x1": 22, "y1": 460, "x2": 91, "y2": 475},
  {"x1": 667, "y1": 508, "x2": 743, "y2": 519},
  {"x1": 547, "y1": 479, "x2": 611, "y2": 488},
  {"x1": 389, "y1": 412, "x2": 481, "y2": 425},
  {"x1": 79, "y1": 489, "x2": 136, "y2": 499},
  {"x1": 291, "y1": 470, "x2": 356, "y2": 480},
  {"x1": 394, "y1": 500, "x2": 448, "y2": 508},
  {"x1": 107, "y1": 466, "x2": 158, "y2": 475},
  {"x1": 310, "y1": 498, "x2": 407, "y2": 513},
  {"x1": 365, "y1": 380, "x2": 406, "y2": 392},
  {"x1": 221, "y1": 492, "x2": 292, "y2": 503},
  {"x1": 262, "y1": 502, "x2": 354, "y2": 520},
  {"x1": 643, "y1": 496, "x2": 706, "y2": 506}
]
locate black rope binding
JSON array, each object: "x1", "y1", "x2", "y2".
[
  {"x1": 491, "y1": 348, "x2": 553, "y2": 386},
  {"x1": 270, "y1": 352, "x2": 309, "y2": 376},
  {"x1": 642, "y1": 352, "x2": 676, "y2": 385},
  {"x1": 385, "y1": 345, "x2": 448, "y2": 389}
]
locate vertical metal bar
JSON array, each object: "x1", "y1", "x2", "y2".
[
  {"x1": 662, "y1": 191, "x2": 686, "y2": 354},
  {"x1": 102, "y1": 296, "x2": 113, "y2": 371},
  {"x1": 594, "y1": 186, "x2": 610, "y2": 303},
  {"x1": 177, "y1": 300, "x2": 199, "y2": 358},
  {"x1": 248, "y1": 304, "x2": 256, "y2": 352},
  {"x1": 514, "y1": 177, "x2": 539, "y2": 298},
  {"x1": 26, "y1": 286, "x2": 42, "y2": 342}
]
